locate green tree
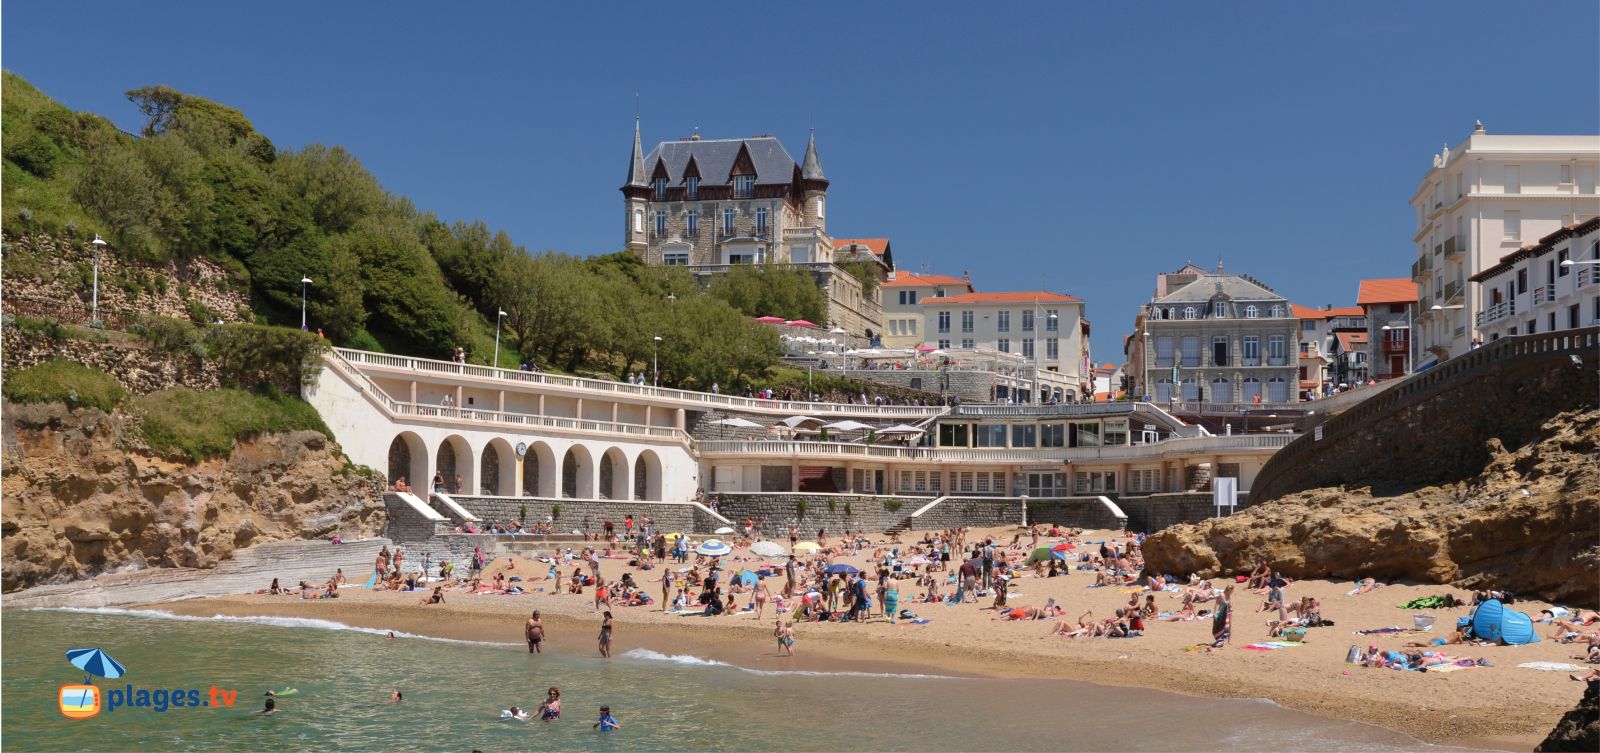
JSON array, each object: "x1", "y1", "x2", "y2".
[{"x1": 709, "y1": 264, "x2": 826, "y2": 323}]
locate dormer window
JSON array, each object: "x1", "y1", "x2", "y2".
[
  {"x1": 685, "y1": 177, "x2": 699, "y2": 200},
  {"x1": 1270, "y1": 305, "x2": 1285, "y2": 318},
  {"x1": 1245, "y1": 305, "x2": 1259, "y2": 319},
  {"x1": 733, "y1": 175, "x2": 755, "y2": 198},
  {"x1": 653, "y1": 178, "x2": 667, "y2": 200},
  {"x1": 1212, "y1": 301, "x2": 1226, "y2": 318},
  {"x1": 1183, "y1": 306, "x2": 1197, "y2": 320}
]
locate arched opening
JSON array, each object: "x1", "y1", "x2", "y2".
[
  {"x1": 562, "y1": 445, "x2": 595, "y2": 499},
  {"x1": 601, "y1": 447, "x2": 630, "y2": 500},
  {"x1": 434, "y1": 435, "x2": 474, "y2": 494},
  {"x1": 480, "y1": 438, "x2": 517, "y2": 496},
  {"x1": 634, "y1": 449, "x2": 664, "y2": 501},
  {"x1": 387, "y1": 432, "x2": 428, "y2": 491},
  {"x1": 1241, "y1": 378, "x2": 1261, "y2": 403},
  {"x1": 522, "y1": 441, "x2": 557, "y2": 498}
]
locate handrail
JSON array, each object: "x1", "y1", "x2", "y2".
[
  {"x1": 695, "y1": 433, "x2": 1295, "y2": 463},
  {"x1": 334, "y1": 347, "x2": 949, "y2": 418},
  {"x1": 430, "y1": 492, "x2": 481, "y2": 522}
]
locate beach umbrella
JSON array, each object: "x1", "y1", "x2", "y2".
[
  {"x1": 824, "y1": 564, "x2": 861, "y2": 575},
  {"x1": 755, "y1": 316, "x2": 786, "y2": 324},
  {"x1": 715, "y1": 526, "x2": 736, "y2": 535},
  {"x1": 712, "y1": 418, "x2": 762, "y2": 429},
  {"x1": 1024, "y1": 546, "x2": 1055, "y2": 565},
  {"x1": 780, "y1": 416, "x2": 823, "y2": 428},
  {"x1": 751, "y1": 541, "x2": 785, "y2": 557},
  {"x1": 66, "y1": 648, "x2": 126, "y2": 680},
  {"x1": 793, "y1": 541, "x2": 822, "y2": 554},
  {"x1": 876, "y1": 424, "x2": 926, "y2": 435},
  {"x1": 785, "y1": 319, "x2": 819, "y2": 328},
  {"x1": 695, "y1": 539, "x2": 732, "y2": 557},
  {"x1": 823, "y1": 420, "x2": 872, "y2": 432},
  {"x1": 735, "y1": 570, "x2": 760, "y2": 587},
  {"x1": 1051, "y1": 542, "x2": 1076, "y2": 552}
]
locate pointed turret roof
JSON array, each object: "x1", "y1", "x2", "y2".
[
  {"x1": 625, "y1": 116, "x2": 647, "y2": 188},
  {"x1": 800, "y1": 129, "x2": 825, "y2": 181}
]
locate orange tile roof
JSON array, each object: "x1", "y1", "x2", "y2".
[
  {"x1": 833, "y1": 238, "x2": 889, "y2": 256},
  {"x1": 883, "y1": 272, "x2": 970, "y2": 288},
  {"x1": 1335, "y1": 332, "x2": 1369, "y2": 351},
  {"x1": 1356, "y1": 279, "x2": 1418, "y2": 306},
  {"x1": 922, "y1": 291, "x2": 1083, "y2": 305},
  {"x1": 1299, "y1": 380, "x2": 1320, "y2": 390},
  {"x1": 1291, "y1": 304, "x2": 1365, "y2": 319}
]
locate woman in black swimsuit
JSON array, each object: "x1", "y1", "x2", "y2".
[{"x1": 598, "y1": 611, "x2": 613, "y2": 658}]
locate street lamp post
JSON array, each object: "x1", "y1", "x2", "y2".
[
  {"x1": 652, "y1": 335, "x2": 663, "y2": 387},
  {"x1": 90, "y1": 235, "x2": 107, "y2": 326},
  {"x1": 493, "y1": 308, "x2": 507, "y2": 369},
  {"x1": 299, "y1": 276, "x2": 313, "y2": 331}
]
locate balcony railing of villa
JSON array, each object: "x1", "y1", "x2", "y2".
[
  {"x1": 1580, "y1": 267, "x2": 1597, "y2": 289},
  {"x1": 1444, "y1": 280, "x2": 1463, "y2": 302},
  {"x1": 1533, "y1": 283, "x2": 1555, "y2": 305},
  {"x1": 1382, "y1": 337, "x2": 1409, "y2": 354},
  {"x1": 696, "y1": 433, "x2": 1296, "y2": 463},
  {"x1": 331, "y1": 347, "x2": 949, "y2": 418},
  {"x1": 1444, "y1": 236, "x2": 1461, "y2": 258},
  {"x1": 948, "y1": 402, "x2": 1141, "y2": 418},
  {"x1": 717, "y1": 227, "x2": 769, "y2": 241},
  {"x1": 1412, "y1": 255, "x2": 1433, "y2": 280},
  {"x1": 323, "y1": 350, "x2": 692, "y2": 443},
  {"x1": 1475, "y1": 300, "x2": 1516, "y2": 327}
]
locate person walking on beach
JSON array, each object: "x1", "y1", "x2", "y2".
[
  {"x1": 1212, "y1": 585, "x2": 1234, "y2": 647},
  {"x1": 598, "y1": 611, "x2": 614, "y2": 658},
  {"x1": 526, "y1": 610, "x2": 545, "y2": 654},
  {"x1": 784, "y1": 555, "x2": 798, "y2": 598},
  {"x1": 753, "y1": 578, "x2": 772, "y2": 620},
  {"x1": 775, "y1": 619, "x2": 795, "y2": 656}
]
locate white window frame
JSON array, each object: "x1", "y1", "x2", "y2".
[
  {"x1": 1045, "y1": 309, "x2": 1059, "y2": 332},
  {"x1": 685, "y1": 176, "x2": 699, "y2": 199},
  {"x1": 997, "y1": 311, "x2": 1010, "y2": 332},
  {"x1": 755, "y1": 207, "x2": 768, "y2": 234},
  {"x1": 1213, "y1": 301, "x2": 1226, "y2": 318},
  {"x1": 937, "y1": 312, "x2": 951, "y2": 334},
  {"x1": 663, "y1": 250, "x2": 689, "y2": 266},
  {"x1": 1183, "y1": 306, "x2": 1197, "y2": 320},
  {"x1": 1046, "y1": 337, "x2": 1058, "y2": 359},
  {"x1": 654, "y1": 212, "x2": 667, "y2": 236},
  {"x1": 961, "y1": 311, "x2": 974, "y2": 333},
  {"x1": 1245, "y1": 305, "x2": 1259, "y2": 318},
  {"x1": 997, "y1": 338, "x2": 1010, "y2": 353}
]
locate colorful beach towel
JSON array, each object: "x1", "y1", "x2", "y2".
[{"x1": 1241, "y1": 642, "x2": 1304, "y2": 651}]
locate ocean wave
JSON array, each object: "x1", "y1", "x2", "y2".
[
  {"x1": 622, "y1": 648, "x2": 954, "y2": 680},
  {"x1": 25, "y1": 607, "x2": 517, "y2": 648}
]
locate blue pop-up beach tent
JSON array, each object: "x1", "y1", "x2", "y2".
[{"x1": 1469, "y1": 599, "x2": 1540, "y2": 645}]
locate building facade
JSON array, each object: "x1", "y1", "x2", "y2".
[
  {"x1": 1470, "y1": 217, "x2": 1600, "y2": 342},
  {"x1": 919, "y1": 291, "x2": 1090, "y2": 401},
  {"x1": 1355, "y1": 279, "x2": 1418, "y2": 380},
  {"x1": 1291, "y1": 304, "x2": 1362, "y2": 396},
  {"x1": 621, "y1": 123, "x2": 887, "y2": 338},
  {"x1": 1408, "y1": 125, "x2": 1600, "y2": 362},
  {"x1": 1138, "y1": 267, "x2": 1300, "y2": 405},
  {"x1": 880, "y1": 271, "x2": 973, "y2": 348}
]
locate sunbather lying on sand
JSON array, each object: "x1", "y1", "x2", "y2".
[{"x1": 1350, "y1": 578, "x2": 1385, "y2": 596}]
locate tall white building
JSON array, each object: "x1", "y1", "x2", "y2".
[
  {"x1": 1408, "y1": 124, "x2": 1600, "y2": 363},
  {"x1": 920, "y1": 291, "x2": 1090, "y2": 401},
  {"x1": 1470, "y1": 217, "x2": 1600, "y2": 342}
]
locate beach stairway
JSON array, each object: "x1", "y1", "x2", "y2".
[
  {"x1": 6, "y1": 538, "x2": 394, "y2": 610},
  {"x1": 488, "y1": 534, "x2": 591, "y2": 559}
]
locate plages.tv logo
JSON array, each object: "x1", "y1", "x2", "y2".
[{"x1": 60, "y1": 647, "x2": 240, "y2": 719}]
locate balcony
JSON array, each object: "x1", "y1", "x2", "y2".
[
  {"x1": 1580, "y1": 267, "x2": 1597, "y2": 289},
  {"x1": 1532, "y1": 283, "x2": 1555, "y2": 305},
  {"x1": 1433, "y1": 243, "x2": 1444, "y2": 257},
  {"x1": 1475, "y1": 300, "x2": 1517, "y2": 327},
  {"x1": 1382, "y1": 337, "x2": 1409, "y2": 354},
  {"x1": 684, "y1": 227, "x2": 699, "y2": 239},
  {"x1": 1412, "y1": 255, "x2": 1433, "y2": 280},
  {"x1": 1443, "y1": 236, "x2": 1462, "y2": 258},
  {"x1": 717, "y1": 227, "x2": 769, "y2": 241},
  {"x1": 1444, "y1": 280, "x2": 1463, "y2": 302}
]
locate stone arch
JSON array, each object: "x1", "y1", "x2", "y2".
[
  {"x1": 387, "y1": 432, "x2": 428, "y2": 490},
  {"x1": 599, "y1": 447, "x2": 630, "y2": 501},
  {"x1": 434, "y1": 434, "x2": 473, "y2": 494},
  {"x1": 522, "y1": 441, "x2": 558, "y2": 498},
  {"x1": 634, "y1": 449, "x2": 664, "y2": 501},
  {"x1": 562, "y1": 444, "x2": 595, "y2": 499},
  {"x1": 480, "y1": 438, "x2": 517, "y2": 496}
]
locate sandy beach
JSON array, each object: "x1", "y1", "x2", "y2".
[{"x1": 153, "y1": 526, "x2": 1591, "y2": 749}]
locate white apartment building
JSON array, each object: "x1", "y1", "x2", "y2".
[
  {"x1": 920, "y1": 291, "x2": 1090, "y2": 401},
  {"x1": 880, "y1": 272, "x2": 972, "y2": 348},
  {"x1": 1470, "y1": 217, "x2": 1600, "y2": 342},
  {"x1": 1409, "y1": 124, "x2": 1600, "y2": 362}
]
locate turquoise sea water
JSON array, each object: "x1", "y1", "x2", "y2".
[{"x1": 3, "y1": 609, "x2": 1483, "y2": 752}]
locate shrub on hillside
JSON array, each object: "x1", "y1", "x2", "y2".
[
  {"x1": 129, "y1": 387, "x2": 331, "y2": 462},
  {"x1": 2, "y1": 359, "x2": 125, "y2": 412}
]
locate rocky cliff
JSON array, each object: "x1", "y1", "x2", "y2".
[
  {"x1": 1143, "y1": 410, "x2": 1600, "y2": 605},
  {"x1": 1, "y1": 401, "x2": 384, "y2": 592},
  {"x1": 1537, "y1": 680, "x2": 1599, "y2": 752}
]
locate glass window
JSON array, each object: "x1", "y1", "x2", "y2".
[
  {"x1": 1102, "y1": 418, "x2": 1128, "y2": 446},
  {"x1": 961, "y1": 311, "x2": 974, "y2": 333},
  {"x1": 654, "y1": 212, "x2": 667, "y2": 235},
  {"x1": 1040, "y1": 423, "x2": 1066, "y2": 447},
  {"x1": 961, "y1": 338, "x2": 974, "y2": 349},
  {"x1": 1180, "y1": 336, "x2": 1200, "y2": 367},
  {"x1": 664, "y1": 251, "x2": 689, "y2": 266},
  {"x1": 1241, "y1": 377, "x2": 1261, "y2": 402},
  {"x1": 685, "y1": 211, "x2": 698, "y2": 236},
  {"x1": 1022, "y1": 310, "x2": 1035, "y2": 331},
  {"x1": 1268, "y1": 335, "x2": 1287, "y2": 365},
  {"x1": 1267, "y1": 377, "x2": 1289, "y2": 402},
  {"x1": 755, "y1": 207, "x2": 768, "y2": 233},
  {"x1": 937, "y1": 423, "x2": 969, "y2": 447},
  {"x1": 1246, "y1": 305, "x2": 1259, "y2": 318},
  {"x1": 1155, "y1": 378, "x2": 1173, "y2": 403},
  {"x1": 653, "y1": 178, "x2": 667, "y2": 200},
  {"x1": 937, "y1": 312, "x2": 951, "y2": 333},
  {"x1": 722, "y1": 209, "x2": 735, "y2": 233},
  {"x1": 1210, "y1": 377, "x2": 1230, "y2": 404},
  {"x1": 938, "y1": 339, "x2": 950, "y2": 349},
  {"x1": 734, "y1": 174, "x2": 755, "y2": 197},
  {"x1": 1270, "y1": 305, "x2": 1284, "y2": 318},
  {"x1": 997, "y1": 338, "x2": 1010, "y2": 353},
  {"x1": 1181, "y1": 378, "x2": 1198, "y2": 401},
  {"x1": 1046, "y1": 309, "x2": 1059, "y2": 331},
  {"x1": 997, "y1": 311, "x2": 1010, "y2": 332},
  {"x1": 1072, "y1": 421, "x2": 1101, "y2": 447},
  {"x1": 1022, "y1": 338, "x2": 1035, "y2": 358},
  {"x1": 1155, "y1": 336, "x2": 1174, "y2": 367},
  {"x1": 685, "y1": 176, "x2": 699, "y2": 199},
  {"x1": 1212, "y1": 336, "x2": 1229, "y2": 366},
  {"x1": 1242, "y1": 336, "x2": 1260, "y2": 365},
  {"x1": 1213, "y1": 301, "x2": 1226, "y2": 318},
  {"x1": 975, "y1": 424, "x2": 1008, "y2": 447},
  {"x1": 1046, "y1": 338, "x2": 1058, "y2": 359},
  {"x1": 1011, "y1": 424, "x2": 1036, "y2": 448},
  {"x1": 1559, "y1": 248, "x2": 1570, "y2": 276},
  {"x1": 1183, "y1": 307, "x2": 1197, "y2": 320}
]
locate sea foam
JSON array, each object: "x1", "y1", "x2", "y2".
[
  {"x1": 622, "y1": 648, "x2": 954, "y2": 680},
  {"x1": 27, "y1": 607, "x2": 517, "y2": 647}
]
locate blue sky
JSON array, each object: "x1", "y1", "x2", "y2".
[{"x1": 6, "y1": 2, "x2": 1597, "y2": 360}]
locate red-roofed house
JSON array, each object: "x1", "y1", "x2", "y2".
[
  {"x1": 1357, "y1": 278, "x2": 1419, "y2": 379},
  {"x1": 919, "y1": 290, "x2": 1091, "y2": 401},
  {"x1": 1292, "y1": 304, "x2": 1367, "y2": 393},
  {"x1": 881, "y1": 271, "x2": 974, "y2": 348}
]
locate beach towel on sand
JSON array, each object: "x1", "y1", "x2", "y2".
[
  {"x1": 1518, "y1": 662, "x2": 1584, "y2": 672},
  {"x1": 1241, "y1": 642, "x2": 1304, "y2": 651}
]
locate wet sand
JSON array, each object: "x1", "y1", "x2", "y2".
[{"x1": 153, "y1": 526, "x2": 1589, "y2": 749}]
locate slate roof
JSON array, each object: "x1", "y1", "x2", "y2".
[
  {"x1": 643, "y1": 137, "x2": 799, "y2": 187},
  {"x1": 1156, "y1": 274, "x2": 1284, "y2": 304}
]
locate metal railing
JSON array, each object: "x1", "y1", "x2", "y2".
[
  {"x1": 696, "y1": 433, "x2": 1295, "y2": 463},
  {"x1": 1580, "y1": 267, "x2": 1597, "y2": 289},
  {"x1": 333, "y1": 347, "x2": 949, "y2": 418},
  {"x1": 1476, "y1": 300, "x2": 1517, "y2": 326},
  {"x1": 1444, "y1": 236, "x2": 1460, "y2": 257},
  {"x1": 1533, "y1": 283, "x2": 1555, "y2": 305},
  {"x1": 1444, "y1": 280, "x2": 1463, "y2": 302},
  {"x1": 1412, "y1": 255, "x2": 1433, "y2": 280}
]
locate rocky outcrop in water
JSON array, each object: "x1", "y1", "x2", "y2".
[
  {"x1": 1143, "y1": 410, "x2": 1600, "y2": 605},
  {"x1": 1, "y1": 401, "x2": 384, "y2": 592},
  {"x1": 1536, "y1": 680, "x2": 1600, "y2": 752}
]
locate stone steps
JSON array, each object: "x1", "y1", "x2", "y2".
[{"x1": 7, "y1": 537, "x2": 393, "y2": 609}]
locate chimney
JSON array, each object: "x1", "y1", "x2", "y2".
[{"x1": 962, "y1": 270, "x2": 971, "y2": 283}]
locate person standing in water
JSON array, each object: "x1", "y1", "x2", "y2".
[
  {"x1": 525, "y1": 610, "x2": 545, "y2": 654},
  {"x1": 539, "y1": 687, "x2": 561, "y2": 721},
  {"x1": 593, "y1": 705, "x2": 622, "y2": 732},
  {"x1": 598, "y1": 611, "x2": 614, "y2": 658},
  {"x1": 774, "y1": 619, "x2": 796, "y2": 656}
]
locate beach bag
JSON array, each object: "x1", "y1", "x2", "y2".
[
  {"x1": 1280, "y1": 628, "x2": 1308, "y2": 643},
  {"x1": 1413, "y1": 615, "x2": 1435, "y2": 630},
  {"x1": 1345, "y1": 645, "x2": 1361, "y2": 664}
]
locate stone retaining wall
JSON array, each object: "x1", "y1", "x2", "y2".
[
  {"x1": 713, "y1": 493, "x2": 913, "y2": 533},
  {"x1": 1023, "y1": 498, "x2": 1124, "y2": 530},
  {"x1": 911, "y1": 497, "x2": 1022, "y2": 530},
  {"x1": 1118, "y1": 492, "x2": 1252, "y2": 533}
]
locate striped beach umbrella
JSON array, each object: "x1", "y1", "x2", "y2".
[{"x1": 66, "y1": 648, "x2": 126, "y2": 680}]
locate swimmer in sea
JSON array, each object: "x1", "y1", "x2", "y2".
[
  {"x1": 259, "y1": 696, "x2": 278, "y2": 715},
  {"x1": 539, "y1": 687, "x2": 561, "y2": 721},
  {"x1": 386, "y1": 631, "x2": 395, "y2": 640},
  {"x1": 505, "y1": 706, "x2": 530, "y2": 721},
  {"x1": 593, "y1": 705, "x2": 621, "y2": 731},
  {"x1": 390, "y1": 690, "x2": 403, "y2": 704}
]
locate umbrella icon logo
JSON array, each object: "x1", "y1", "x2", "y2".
[{"x1": 59, "y1": 648, "x2": 126, "y2": 719}]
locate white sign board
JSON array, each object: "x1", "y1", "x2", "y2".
[
  {"x1": 1213, "y1": 477, "x2": 1238, "y2": 517},
  {"x1": 1314, "y1": 426, "x2": 1323, "y2": 442}
]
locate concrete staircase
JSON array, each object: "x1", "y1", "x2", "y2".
[{"x1": 7, "y1": 538, "x2": 393, "y2": 609}]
